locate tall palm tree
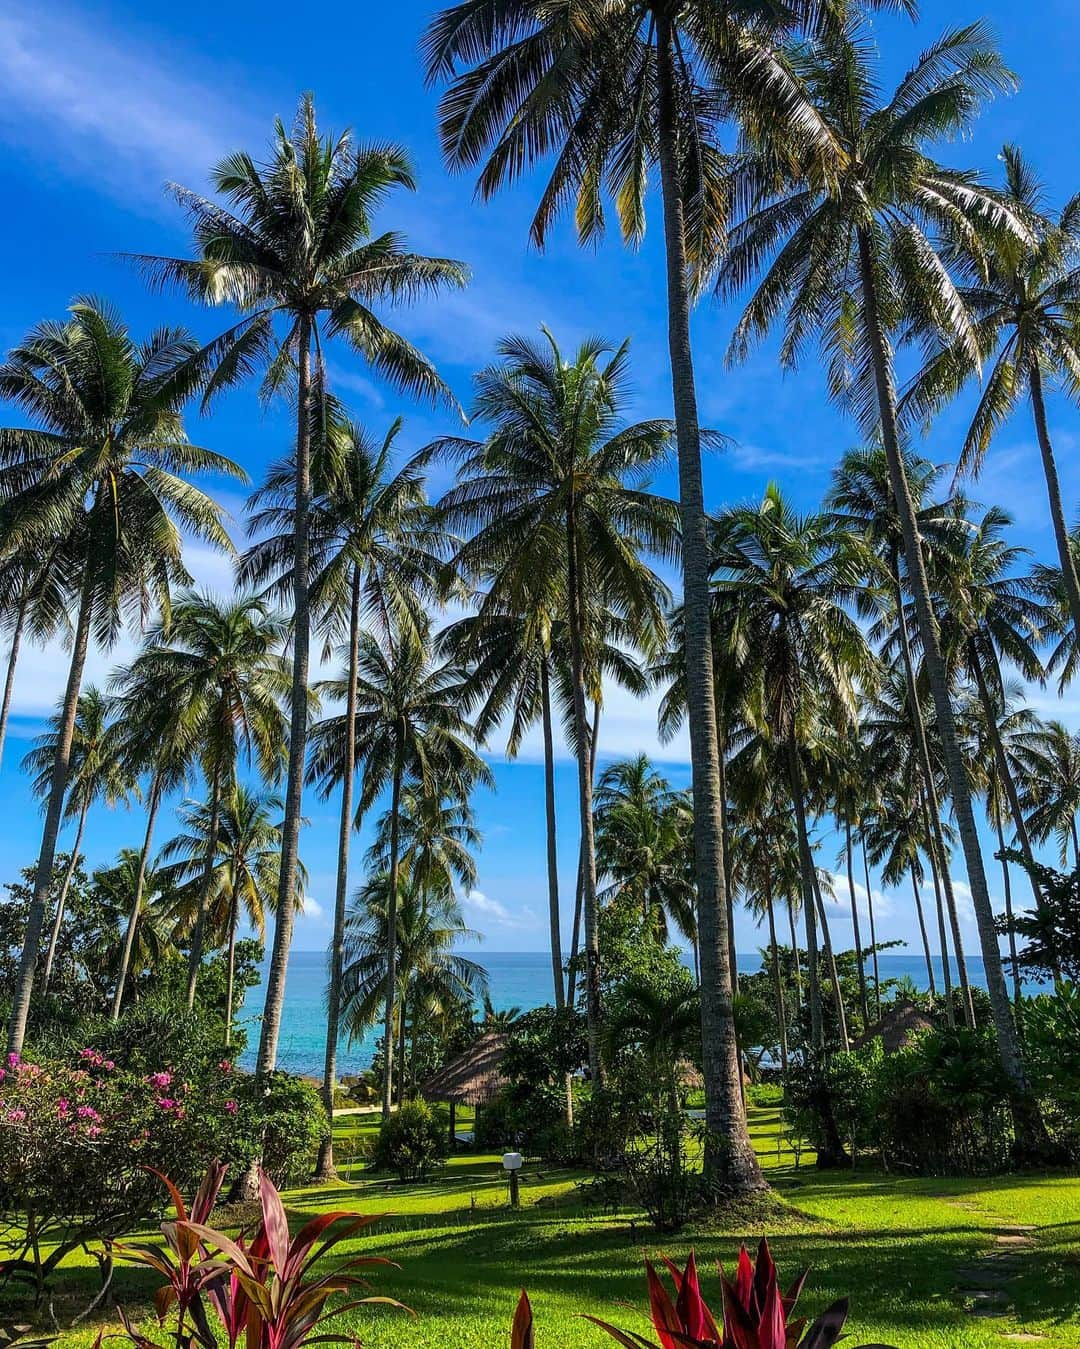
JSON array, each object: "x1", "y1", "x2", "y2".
[
  {"x1": 421, "y1": 0, "x2": 866, "y2": 1196},
  {"x1": 244, "y1": 409, "x2": 446, "y2": 1178},
  {"x1": 0, "y1": 549, "x2": 72, "y2": 771},
  {"x1": 719, "y1": 21, "x2": 1038, "y2": 1109},
  {"x1": 603, "y1": 973, "x2": 700, "y2": 1144},
  {"x1": 22, "y1": 686, "x2": 132, "y2": 993},
  {"x1": 864, "y1": 784, "x2": 939, "y2": 998},
  {"x1": 431, "y1": 330, "x2": 677, "y2": 1091},
  {"x1": 0, "y1": 298, "x2": 239, "y2": 1054},
  {"x1": 160, "y1": 785, "x2": 291, "y2": 1045},
  {"x1": 903, "y1": 145, "x2": 1080, "y2": 641},
  {"x1": 340, "y1": 877, "x2": 487, "y2": 1100},
  {"x1": 933, "y1": 504, "x2": 1057, "y2": 938},
  {"x1": 134, "y1": 95, "x2": 465, "y2": 1086},
  {"x1": 308, "y1": 619, "x2": 491, "y2": 1115},
  {"x1": 116, "y1": 593, "x2": 289, "y2": 1008},
  {"x1": 828, "y1": 446, "x2": 973, "y2": 1023},
  {"x1": 712, "y1": 485, "x2": 878, "y2": 1050},
  {"x1": 594, "y1": 757, "x2": 697, "y2": 949},
  {"x1": 1018, "y1": 721, "x2": 1080, "y2": 867},
  {"x1": 106, "y1": 665, "x2": 196, "y2": 1022}
]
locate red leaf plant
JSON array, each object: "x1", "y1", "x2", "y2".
[
  {"x1": 99, "y1": 1163, "x2": 409, "y2": 1349},
  {"x1": 515, "y1": 1240, "x2": 896, "y2": 1349}
]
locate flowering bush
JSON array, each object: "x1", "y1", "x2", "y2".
[{"x1": 0, "y1": 1048, "x2": 241, "y2": 1308}]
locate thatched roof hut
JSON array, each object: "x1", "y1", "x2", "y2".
[
  {"x1": 853, "y1": 998, "x2": 935, "y2": 1054},
  {"x1": 420, "y1": 1032, "x2": 510, "y2": 1107}
]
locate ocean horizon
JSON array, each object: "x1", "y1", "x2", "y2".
[{"x1": 236, "y1": 947, "x2": 1010, "y2": 1078}]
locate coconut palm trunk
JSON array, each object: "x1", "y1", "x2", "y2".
[
  {"x1": 787, "y1": 743, "x2": 822, "y2": 1049},
  {"x1": 317, "y1": 566, "x2": 362, "y2": 1178},
  {"x1": 786, "y1": 898, "x2": 803, "y2": 1011},
  {"x1": 540, "y1": 658, "x2": 564, "y2": 1010},
  {"x1": 844, "y1": 818, "x2": 869, "y2": 1025},
  {"x1": 655, "y1": 12, "x2": 758, "y2": 1190},
  {"x1": 7, "y1": 567, "x2": 94, "y2": 1055},
  {"x1": 256, "y1": 313, "x2": 314, "y2": 1078},
  {"x1": 111, "y1": 774, "x2": 163, "y2": 1022},
  {"x1": 224, "y1": 883, "x2": 240, "y2": 1048},
  {"x1": 970, "y1": 649, "x2": 1053, "y2": 959},
  {"x1": 380, "y1": 751, "x2": 404, "y2": 1117},
  {"x1": 186, "y1": 764, "x2": 223, "y2": 1010},
  {"x1": 909, "y1": 864, "x2": 936, "y2": 997},
  {"x1": 566, "y1": 700, "x2": 599, "y2": 1007},
  {"x1": 892, "y1": 558, "x2": 973, "y2": 1025},
  {"x1": 811, "y1": 867, "x2": 849, "y2": 1051},
  {"x1": 565, "y1": 513, "x2": 604, "y2": 1088},
  {"x1": 856, "y1": 229, "x2": 1030, "y2": 1101},
  {"x1": 920, "y1": 792, "x2": 954, "y2": 1024},
  {"x1": 994, "y1": 814, "x2": 1023, "y2": 1007},
  {"x1": 763, "y1": 853, "x2": 788, "y2": 1073},
  {"x1": 1029, "y1": 360, "x2": 1080, "y2": 641},
  {"x1": 40, "y1": 798, "x2": 89, "y2": 993},
  {"x1": 861, "y1": 839, "x2": 882, "y2": 1019},
  {"x1": 0, "y1": 591, "x2": 28, "y2": 772}
]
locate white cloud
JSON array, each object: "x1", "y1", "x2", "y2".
[
  {"x1": 298, "y1": 896, "x2": 324, "y2": 922},
  {"x1": 0, "y1": 10, "x2": 262, "y2": 209},
  {"x1": 464, "y1": 888, "x2": 539, "y2": 931}
]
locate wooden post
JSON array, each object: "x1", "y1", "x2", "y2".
[{"x1": 448, "y1": 1101, "x2": 456, "y2": 1149}]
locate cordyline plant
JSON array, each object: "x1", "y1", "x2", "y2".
[
  {"x1": 100, "y1": 1162, "x2": 407, "y2": 1348},
  {"x1": 512, "y1": 1240, "x2": 896, "y2": 1349}
]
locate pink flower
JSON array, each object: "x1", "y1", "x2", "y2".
[
  {"x1": 7, "y1": 1052, "x2": 20, "y2": 1068},
  {"x1": 57, "y1": 1098, "x2": 71, "y2": 1118},
  {"x1": 156, "y1": 1098, "x2": 176, "y2": 1111},
  {"x1": 103, "y1": 1060, "x2": 115, "y2": 1071},
  {"x1": 224, "y1": 1100, "x2": 238, "y2": 1115},
  {"x1": 86, "y1": 1125, "x2": 102, "y2": 1139},
  {"x1": 0, "y1": 1069, "x2": 6, "y2": 1083},
  {"x1": 218, "y1": 1060, "x2": 232, "y2": 1073},
  {"x1": 76, "y1": 1105, "x2": 101, "y2": 1121},
  {"x1": 6, "y1": 1108, "x2": 26, "y2": 1122},
  {"x1": 147, "y1": 1071, "x2": 172, "y2": 1090}
]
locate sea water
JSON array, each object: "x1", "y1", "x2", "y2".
[{"x1": 236, "y1": 949, "x2": 999, "y2": 1078}]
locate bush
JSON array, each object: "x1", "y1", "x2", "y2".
[
  {"x1": 0, "y1": 1045, "x2": 243, "y2": 1307},
  {"x1": 229, "y1": 1071, "x2": 328, "y2": 1187},
  {"x1": 372, "y1": 1099, "x2": 447, "y2": 1181}
]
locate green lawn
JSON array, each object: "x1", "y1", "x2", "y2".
[{"x1": 43, "y1": 1103, "x2": 1080, "y2": 1347}]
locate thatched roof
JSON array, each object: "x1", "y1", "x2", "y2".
[
  {"x1": 419, "y1": 1032, "x2": 510, "y2": 1106},
  {"x1": 853, "y1": 998, "x2": 935, "y2": 1054}
]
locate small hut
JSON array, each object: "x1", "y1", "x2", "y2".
[
  {"x1": 853, "y1": 998, "x2": 935, "y2": 1054},
  {"x1": 419, "y1": 1032, "x2": 510, "y2": 1144}
]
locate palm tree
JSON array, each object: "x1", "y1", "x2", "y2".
[
  {"x1": 0, "y1": 298, "x2": 239, "y2": 1054},
  {"x1": 22, "y1": 686, "x2": 132, "y2": 992},
  {"x1": 1018, "y1": 721, "x2": 1080, "y2": 867},
  {"x1": 603, "y1": 972, "x2": 700, "y2": 1140},
  {"x1": 712, "y1": 485, "x2": 878, "y2": 1051},
  {"x1": 340, "y1": 877, "x2": 487, "y2": 1100},
  {"x1": 422, "y1": 0, "x2": 863, "y2": 1196},
  {"x1": 308, "y1": 619, "x2": 491, "y2": 1115},
  {"x1": 116, "y1": 593, "x2": 289, "y2": 1008},
  {"x1": 903, "y1": 145, "x2": 1080, "y2": 641},
  {"x1": 244, "y1": 410, "x2": 446, "y2": 1178},
  {"x1": 160, "y1": 785, "x2": 290, "y2": 1045},
  {"x1": 594, "y1": 757, "x2": 697, "y2": 950},
  {"x1": 431, "y1": 330, "x2": 677, "y2": 1091},
  {"x1": 106, "y1": 665, "x2": 196, "y2": 1022},
  {"x1": 828, "y1": 447, "x2": 973, "y2": 1024},
  {"x1": 93, "y1": 850, "x2": 178, "y2": 994},
  {"x1": 720, "y1": 20, "x2": 1037, "y2": 1107},
  {"x1": 864, "y1": 785, "x2": 939, "y2": 999},
  {"x1": 933, "y1": 504, "x2": 1057, "y2": 941},
  {"x1": 0, "y1": 550, "x2": 72, "y2": 771},
  {"x1": 134, "y1": 95, "x2": 465, "y2": 1085}
]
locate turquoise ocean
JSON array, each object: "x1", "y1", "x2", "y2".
[{"x1": 236, "y1": 950, "x2": 1004, "y2": 1078}]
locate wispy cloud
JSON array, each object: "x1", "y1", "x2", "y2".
[
  {"x1": 464, "y1": 888, "x2": 538, "y2": 931},
  {"x1": 0, "y1": 9, "x2": 262, "y2": 210}
]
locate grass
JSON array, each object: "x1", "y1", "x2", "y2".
[{"x1": 35, "y1": 1102, "x2": 1080, "y2": 1347}]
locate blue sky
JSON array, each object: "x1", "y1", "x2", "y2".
[{"x1": 0, "y1": 0, "x2": 1078, "y2": 962}]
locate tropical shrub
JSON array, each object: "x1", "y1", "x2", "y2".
[
  {"x1": 371, "y1": 1099, "x2": 447, "y2": 1181},
  {"x1": 1011, "y1": 984, "x2": 1080, "y2": 1151},
  {"x1": 230, "y1": 1071, "x2": 328, "y2": 1187},
  {"x1": 512, "y1": 1241, "x2": 896, "y2": 1348},
  {"x1": 0, "y1": 1048, "x2": 241, "y2": 1308},
  {"x1": 105, "y1": 1163, "x2": 406, "y2": 1348}
]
